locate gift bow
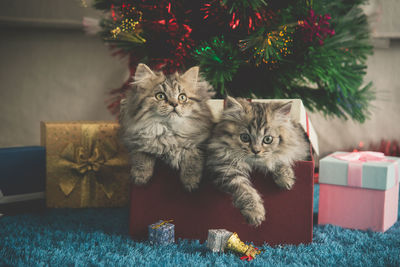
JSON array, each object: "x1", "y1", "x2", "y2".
[
  {"x1": 333, "y1": 151, "x2": 386, "y2": 162},
  {"x1": 74, "y1": 146, "x2": 104, "y2": 174},
  {"x1": 333, "y1": 151, "x2": 398, "y2": 187},
  {"x1": 152, "y1": 220, "x2": 174, "y2": 229},
  {"x1": 57, "y1": 124, "x2": 127, "y2": 206}
]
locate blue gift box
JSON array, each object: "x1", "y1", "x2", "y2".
[
  {"x1": 148, "y1": 220, "x2": 175, "y2": 245},
  {"x1": 0, "y1": 146, "x2": 46, "y2": 207}
]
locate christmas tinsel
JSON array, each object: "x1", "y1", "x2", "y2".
[{"x1": 90, "y1": 0, "x2": 373, "y2": 122}]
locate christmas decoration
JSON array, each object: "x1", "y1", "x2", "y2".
[
  {"x1": 148, "y1": 220, "x2": 175, "y2": 245},
  {"x1": 299, "y1": 9, "x2": 335, "y2": 45},
  {"x1": 41, "y1": 122, "x2": 130, "y2": 208},
  {"x1": 318, "y1": 151, "x2": 399, "y2": 232},
  {"x1": 206, "y1": 229, "x2": 233, "y2": 252},
  {"x1": 239, "y1": 25, "x2": 294, "y2": 68},
  {"x1": 89, "y1": 0, "x2": 373, "y2": 122},
  {"x1": 193, "y1": 37, "x2": 243, "y2": 94},
  {"x1": 225, "y1": 232, "x2": 261, "y2": 261}
]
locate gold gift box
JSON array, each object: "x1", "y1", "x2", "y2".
[{"x1": 41, "y1": 121, "x2": 130, "y2": 208}]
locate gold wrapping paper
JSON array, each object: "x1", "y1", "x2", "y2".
[{"x1": 41, "y1": 121, "x2": 130, "y2": 208}]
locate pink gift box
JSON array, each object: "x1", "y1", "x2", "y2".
[{"x1": 318, "y1": 151, "x2": 399, "y2": 232}]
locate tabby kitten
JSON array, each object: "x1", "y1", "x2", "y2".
[
  {"x1": 119, "y1": 63, "x2": 214, "y2": 191},
  {"x1": 207, "y1": 97, "x2": 309, "y2": 226}
]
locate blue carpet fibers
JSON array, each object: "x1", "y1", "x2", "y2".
[{"x1": 1, "y1": 185, "x2": 399, "y2": 267}]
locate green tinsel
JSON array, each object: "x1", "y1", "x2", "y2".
[{"x1": 193, "y1": 37, "x2": 244, "y2": 96}]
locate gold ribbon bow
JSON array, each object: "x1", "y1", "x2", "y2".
[
  {"x1": 57, "y1": 124, "x2": 127, "y2": 206},
  {"x1": 152, "y1": 220, "x2": 174, "y2": 229}
]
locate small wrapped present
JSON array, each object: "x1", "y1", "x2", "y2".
[
  {"x1": 41, "y1": 121, "x2": 130, "y2": 208},
  {"x1": 148, "y1": 220, "x2": 175, "y2": 245},
  {"x1": 318, "y1": 151, "x2": 399, "y2": 232},
  {"x1": 0, "y1": 146, "x2": 46, "y2": 214},
  {"x1": 206, "y1": 229, "x2": 233, "y2": 252}
]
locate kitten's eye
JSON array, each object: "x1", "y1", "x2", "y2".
[
  {"x1": 240, "y1": 133, "x2": 250, "y2": 143},
  {"x1": 155, "y1": 92, "x2": 166, "y2": 101},
  {"x1": 178, "y1": 93, "x2": 187, "y2": 103},
  {"x1": 263, "y1": 135, "x2": 273, "y2": 144}
]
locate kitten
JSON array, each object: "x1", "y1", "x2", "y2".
[
  {"x1": 207, "y1": 97, "x2": 309, "y2": 226},
  {"x1": 119, "y1": 64, "x2": 214, "y2": 191}
]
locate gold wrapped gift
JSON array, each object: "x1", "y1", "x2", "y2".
[{"x1": 41, "y1": 121, "x2": 130, "y2": 208}]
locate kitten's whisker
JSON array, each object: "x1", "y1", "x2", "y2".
[{"x1": 220, "y1": 158, "x2": 238, "y2": 182}]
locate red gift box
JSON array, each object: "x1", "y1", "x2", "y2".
[{"x1": 129, "y1": 155, "x2": 314, "y2": 246}]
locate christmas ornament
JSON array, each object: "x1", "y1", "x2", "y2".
[
  {"x1": 225, "y1": 232, "x2": 261, "y2": 261},
  {"x1": 240, "y1": 25, "x2": 293, "y2": 67},
  {"x1": 299, "y1": 9, "x2": 335, "y2": 45},
  {"x1": 108, "y1": 5, "x2": 145, "y2": 43},
  {"x1": 193, "y1": 36, "x2": 243, "y2": 95}
]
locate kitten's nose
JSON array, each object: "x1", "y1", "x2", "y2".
[
  {"x1": 252, "y1": 147, "x2": 261, "y2": 154},
  {"x1": 169, "y1": 101, "x2": 178, "y2": 107}
]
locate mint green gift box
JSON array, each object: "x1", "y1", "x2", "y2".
[{"x1": 319, "y1": 151, "x2": 399, "y2": 190}]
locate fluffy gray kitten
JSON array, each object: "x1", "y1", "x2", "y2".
[
  {"x1": 119, "y1": 63, "x2": 214, "y2": 191},
  {"x1": 207, "y1": 97, "x2": 309, "y2": 226}
]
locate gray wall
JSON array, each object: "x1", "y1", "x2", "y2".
[{"x1": 0, "y1": 0, "x2": 399, "y2": 158}]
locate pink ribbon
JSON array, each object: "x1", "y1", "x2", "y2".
[{"x1": 333, "y1": 151, "x2": 398, "y2": 188}]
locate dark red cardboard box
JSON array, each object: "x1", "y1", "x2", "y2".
[{"x1": 129, "y1": 157, "x2": 314, "y2": 246}]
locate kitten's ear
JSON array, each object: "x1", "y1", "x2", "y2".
[
  {"x1": 181, "y1": 66, "x2": 199, "y2": 83},
  {"x1": 225, "y1": 96, "x2": 243, "y2": 110},
  {"x1": 275, "y1": 101, "x2": 292, "y2": 116},
  {"x1": 134, "y1": 63, "x2": 155, "y2": 82}
]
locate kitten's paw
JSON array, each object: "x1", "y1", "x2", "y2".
[
  {"x1": 180, "y1": 165, "x2": 202, "y2": 192},
  {"x1": 273, "y1": 166, "x2": 295, "y2": 190},
  {"x1": 130, "y1": 167, "x2": 153, "y2": 185},
  {"x1": 274, "y1": 176, "x2": 295, "y2": 190},
  {"x1": 241, "y1": 204, "x2": 266, "y2": 227},
  {"x1": 181, "y1": 176, "x2": 201, "y2": 192}
]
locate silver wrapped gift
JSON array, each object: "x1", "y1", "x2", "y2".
[{"x1": 206, "y1": 229, "x2": 233, "y2": 252}]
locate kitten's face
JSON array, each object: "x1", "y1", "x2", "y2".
[
  {"x1": 132, "y1": 64, "x2": 207, "y2": 121},
  {"x1": 215, "y1": 97, "x2": 294, "y2": 165},
  {"x1": 150, "y1": 77, "x2": 197, "y2": 118}
]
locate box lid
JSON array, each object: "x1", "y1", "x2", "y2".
[
  {"x1": 319, "y1": 151, "x2": 400, "y2": 190},
  {"x1": 206, "y1": 99, "x2": 319, "y2": 156}
]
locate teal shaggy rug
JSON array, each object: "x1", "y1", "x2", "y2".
[{"x1": 1, "y1": 185, "x2": 399, "y2": 267}]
